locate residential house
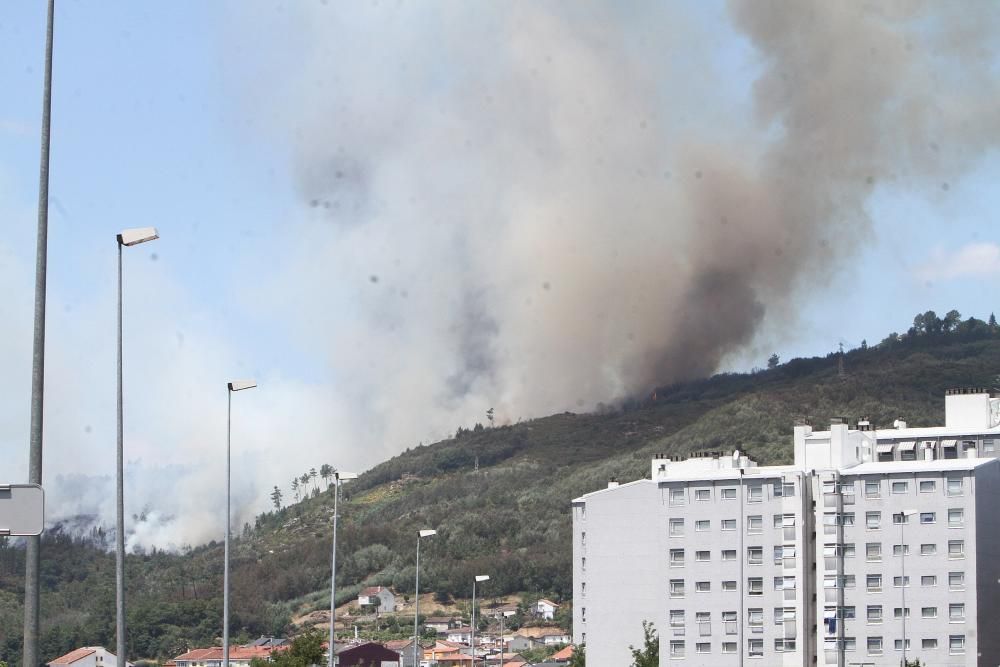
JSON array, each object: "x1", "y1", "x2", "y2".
[
  {"x1": 49, "y1": 647, "x2": 133, "y2": 667},
  {"x1": 445, "y1": 627, "x2": 473, "y2": 644},
  {"x1": 488, "y1": 603, "x2": 519, "y2": 619},
  {"x1": 383, "y1": 640, "x2": 420, "y2": 667},
  {"x1": 423, "y1": 616, "x2": 457, "y2": 634},
  {"x1": 173, "y1": 647, "x2": 276, "y2": 667},
  {"x1": 357, "y1": 586, "x2": 397, "y2": 612},
  {"x1": 548, "y1": 646, "x2": 574, "y2": 662},
  {"x1": 535, "y1": 630, "x2": 571, "y2": 646},
  {"x1": 504, "y1": 637, "x2": 532, "y2": 653},
  {"x1": 533, "y1": 599, "x2": 559, "y2": 621},
  {"x1": 333, "y1": 642, "x2": 400, "y2": 667}
]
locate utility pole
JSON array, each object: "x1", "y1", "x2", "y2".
[{"x1": 24, "y1": 2, "x2": 55, "y2": 666}]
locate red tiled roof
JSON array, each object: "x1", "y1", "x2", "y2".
[
  {"x1": 173, "y1": 647, "x2": 275, "y2": 662},
  {"x1": 551, "y1": 645, "x2": 574, "y2": 659},
  {"x1": 49, "y1": 648, "x2": 97, "y2": 665}
]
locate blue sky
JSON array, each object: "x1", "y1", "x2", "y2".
[{"x1": 1, "y1": 1, "x2": 997, "y2": 546}]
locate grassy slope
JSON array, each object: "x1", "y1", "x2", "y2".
[{"x1": 2, "y1": 333, "x2": 999, "y2": 664}]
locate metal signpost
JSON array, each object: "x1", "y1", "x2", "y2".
[{"x1": 0, "y1": 484, "x2": 45, "y2": 536}]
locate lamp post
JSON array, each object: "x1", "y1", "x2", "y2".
[
  {"x1": 471, "y1": 575, "x2": 489, "y2": 667},
  {"x1": 223, "y1": 380, "x2": 257, "y2": 667},
  {"x1": 413, "y1": 529, "x2": 436, "y2": 667},
  {"x1": 115, "y1": 227, "x2": 159, "y2": 667},
  {"x1": 898, "y1": 509, "x2": 917, "y2": 667},
  {"x1": 329, "y1": 470, "x2": 358, "y2": 667}
]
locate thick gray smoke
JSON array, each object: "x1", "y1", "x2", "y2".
[{"x1": 230, "y1": 1, "x2": 1000, "y2": 448}]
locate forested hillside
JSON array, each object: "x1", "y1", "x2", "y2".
[{"x1": 2, "y1": 311, "x2": 998, "y2": 666}]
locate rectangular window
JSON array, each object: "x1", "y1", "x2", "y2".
[
  {"x1": 892, "y1": 576, "x2": 910, "y2": 587},
  {"x1": 843, "y1": 543, "x2": 855, "y2": 557},
  {"x1": 747, "y1": 484, "x2": 762, "y2": 502},
  {"x1": 775, "y1": 639, "x2": 795, "y2": 652},
  {"x1": 948, "y1": 540, "x2": 965, "y2": 558},
  {"x1": 747, "y1": 515, "x2": 763, "y2": 533},
  {"x1": 747, "y1": 608, "x2": 763, "y2": 626},
  {"x1": 946, "y1": 478, "x2": 963, "y2": 496},
  {"x1": 722, "y1": 549, "x2": 736, "y2": 561},
  {"x1": 669, "y1": 549, "x2": 685, "y2": 567},
  {"x1": 581, "y1": 531, "x2": 586, "y2": 546},
  {"x1": 920, "y1": 512, "x2": 936, "y2": 524},
  {"x1": 747, "y1": 547, "x2": 763, "y2": 565},
  {"x1": 948, "y1": 508, "x2": 964, "y2": 527},
  {"x1": 721, "y1": 487, "x2": 736, "y2": 500},
  {"x1": 747, "y1": 577, "x2": 763, "y2": 595},
  {"x1": 695, "y1": 550, "x2": 710, "y2": 562},
  {"x1": 722, "y1": 580, "x2": 736, "y2": 591},
  {"x1": 893, "y1": 639, "x2": 911, "y2": 651},
  {"x1": 867, "y1": 636, "x2": 883, "y2": 655},
  {"x1": 722, "y1": 519, "x2": 736, "y2": 531},
  {"x1": 949, "y1": 603, "x2": 965, "y2": 622},
  {"x1": 773, "y1": 514, "x2": 783, "y2": 529},
  {"x1": 669, "y1": 579, "x2": 685, "y2": 597},
  {"x1": 722, "y1": 642, "x2": 736, "y2": 654},
  {"x1": 919, "y1": 480, "x2": 936, "y2": 493},
  {"x1": 866, "y1": 605, "x2": 882, "y2": 623},
  {"x1": 920, "y1": 543, "x2": 936, "y2": 555},
  {"x1": 748, "y1": 639, "x2": 763, "y2": 657},
  {"x1": 841, "y1": 512, "x2": 855, "y2": 526},
  {"x1": 866, "y1": 542, "x2": 882, "y2": 561},
  {"x1": 949, "y1": 571, "x2": 965, "y2": 589},
  {"x1": 696, "y1": 643, "x2": 710, "y2": 654},
  {"x1": 866, "y1": 511, "x2": 881, "y2": 529},
  {"x1": 695, "y1": 519, "x2": 710, "y2": 531},
  {"x1": 921, "y1": 575, "x2": 937, "y2": 586},
  {"x1": 986, "y1": 439, "x2": 996, "y2": 453},
  {"x1": 891, "y1": 481, "x2": 908, "y2": 494},
  {"x1": 669, "y1": 488, "x2": 685, "y2": 505},
  {"x1": 669, "y1": 641, "x2": 685, "y2": 658},
  {"x1": 695, "y1": 488, "x2": 711, "y2": 501},
  {"x1": 669, "y1": 518, "x2": 685, "y2": 536},
  {"x1": 864, "y1": 479, "x2": 880, "y2": 497},
  {"x1": 866, "y1": 574, "x2": 882, "y2": 592},
  {"x1": 892, "y1": 512, "x2": 911, "y2": 525},
  {"x1": 774, "y1": 481, "x2": 795, "y2": 497},
  {"x1": 922, "y1": 638, "x2": 937, "y2": 649},
  {"x1": 669, "y1": 610, "x2": 685, "y2": 627},
  {"x1": 695, "y1": 580, "x2": 710, "y2": 593},
  {"x1": 892, "y1": 544, "x2": 910, "y2": 556},
  {"x1": 840, "y1": 481, "x2": 855, "y2": 495},
  {"x1": 892, "y1": 607, "x2": 910, "y2": 619},
  {"x1": 921, "y1": 606, "x2": 937, "y2": 618},
  {"x1": 949, "y1": 635, "x2": 965, "y2": 654}
]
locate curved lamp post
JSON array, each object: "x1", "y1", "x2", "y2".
[{"x1": 413, "y1": 529, "x2": 437, "y2": 667}]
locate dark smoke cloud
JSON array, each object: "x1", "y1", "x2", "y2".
[{"x1": 231, "y1": 1, "x2": 1000, "y2": 449}]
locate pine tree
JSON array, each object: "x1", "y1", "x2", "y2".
[
  {"x1": 270, "y1": 486, "x2": 283, "y2": 510},
  {"x1": 990, "y1": 312, "x2": 998, "y2": 330},
  {"x1": 292, "y1": 478, "x2": 300, "y2": 502}
]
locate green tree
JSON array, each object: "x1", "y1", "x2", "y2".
[
  {"x1": 291, "y1": 478, "x2": 300, "y2": 502},
  {"x1": 568, "y1": 643, "x2": 585, "y2": 667},
  {"x1": 629, "y1": 621, "x2": 658, "y2": 667},
  {"x1": 320, "y1": 464, "x2": 334, "y2": 487},
  {"x1": 486, "y1": 407, "x2": 495, "y2": 427},
  {"x1": 767, "y1": 353, "x2": 780, "y2": 369},
  {"x1": 270, "y1": 486, "x2": 283, "y2": 510},
  {"x1": 265, "y1": 629, "x2": 326, "y2": 667},
  {"x1": 943, "y1": 309, "x2": 962, "y2": 332},
  {"x1": 990, "y1": 312, "x2": 998, "y2": 330}
]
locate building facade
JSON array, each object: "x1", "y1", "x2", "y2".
[{"x1": 572, "y1": 389, "x2": 1000, "y2": 666}]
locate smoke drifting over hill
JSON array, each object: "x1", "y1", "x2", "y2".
[{"x1": 238, "y1": 2, "x2": 999, "y2": 441}]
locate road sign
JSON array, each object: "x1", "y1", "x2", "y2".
[{"x1": 0, "y1": 484, "x2": 44, "y2": 536}]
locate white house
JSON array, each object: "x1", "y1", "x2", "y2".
[
  {"x1": 357, "y1": 585, "x2": 397, "y2": 612},
  {"x1": 49, "y1": 648, "x2": 134, "y2": 667},
  {"x1": 536, "y1": 630, "x2": 571, "y2": 646},
  {"x1": 445, "y1": 627, "x2": 473, "y2": 644},
  {"x1": 534, "y1": 598, "x2": 560, "y2": 620}
]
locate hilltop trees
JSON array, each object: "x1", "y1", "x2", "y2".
[{"x1": 270, "y1": 486, "x2": 282, "y2": 510}]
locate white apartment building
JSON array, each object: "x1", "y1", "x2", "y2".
[{"x1": 572, "y1": 388, "x2": 1000, "y2": 666}]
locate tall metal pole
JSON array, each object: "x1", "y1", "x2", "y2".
[
  {"x1": 470, "y1": 579, "x2": 477, "y2": 667},
  {"x1": 223, "y1": 389, "x2": 232, "y2": 667},
  {"x1": 115, "y1": 240, "x2": 127, "y2": 667},
  {"x1": 413, "y1": 537, "x2": 421, "y2": 667},
  {"x1": 329, "y1": 476, "x2": 340, "y2": 667},
  {"x1": 23, "y1": 2, "x2": 55, "y2": 665}
]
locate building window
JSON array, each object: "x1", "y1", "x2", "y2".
[
  {"x1": 695, "y1": 550, "x2": 710, "y2": 562},
  {"x1": 948, "y1": 540, "x2": 964, "y2": 559},
  {"x1": 775, "y1": 639, "x2": 795, "y2": 652},
  {"x1": 892, "y1": 512, "x2": 911, "y2": 525},
  {"x1": 892, "y1": 544, "x2": 910, "y2": 556},
  {"x1": 748, "y1": 578, "x2": 763, "y2": 595},
  {"x1": 747, "y1": 547, "x2": 763, "y2": 565},
  {"x1": 949, "y1": 571, "x2": 965, "y2": 590},
  {"x1": 695, "y1": 519, "x2": 710, "y2": 531},
  {"x1": 669, "y1": 579, "x2": 685, "y2": 597},
  {"x1": 581, "y1": 557, "x2": 586, "y2": 572},
  {"x1": 946, "y1": 478, "x2": 963, "y2": 496},
  {"x1": 866, "y1": 512, "x2": 881, "y2": 529},
  {"x1": 669, "y1": 610, "x2": 685, "y2": 627},
  {"x1": 866, "y1": 574, "x2": 882, "y2": 592},
  {"x1": 919, "y1": 480, "x2": 936, "y2": 493},
  {"x1": 722, "y1": 549, "x2": 736, "y2": 561},
  {"x1": 986, "y1": 439, "x2": 996, "y2": 453},
  {"x1": 921, "y1": 606, "x2": 937, "y2": 618},
  {"x1": 921, "y1": 575, "x2": 936, "y2": 586},
  {"x1": 748, "y1": 608, "x2": 763, "y2": 627},
  {"x1": 920, "y1": 512, "x2": 936, "y2": 524},
  {"x1": 722, "y1": 580, "x2": 736, "y2": 591},
  {"x1": 747, "y1": 484, "x2": 763, "y2": 502},
  {"x1": 867, "y1": 636, "x2": 883, "y2": 655},
  {"x1": 866, "y1": 542, "x2": 882, "y2": 561},
  {"x1": 722, "y1": 519, "x2": 737, "y2": 531},
  {"x1": 866, "y1": 605, "x2": 882, "y2": 623},
  {"x1": 669, "y1": 518, "x2": 685, "y2": 536},
  {"x1": 864, "y1": 480, "x2": 880, "y2": 497},
  {"x1": 948, "y1": 508, "x2": 964, "y2": 527},
  {"x1": 669, "y1": 549, "x2": 685, "y2": 567},
  {"x1": 669, "y1": 641, "x2": 685, "y2": 658},
  {"x1": 722, "y1": 642, "x2": 736, "y2": 654},
  {"x1": 893, "y1": 639, "x2": 911, "y2": 651},
  {"x1": 581, "y1": 532, "x2": 586, "y2": 546},
  {"x1": 722, "y1": 611, "x2": 737, "y2": 634},
  {"x1": 696, "y1": 611, "x2": 710, "y2": 636},
  {"x1": 695, "y1": 488, "x2": 711, "y2": 501},
  {"x1": 949, "y1": 603, "x2": 965, "y2": 622},
  {"x1": 949, "y1": 635, "x2": 965, "y2": 654},
  {"x1": 721, "y1": 488, "x2": 736, "y2": 500},
  {"x1": 892, "y1": 576, "x2": 909, "y2": 587},
  {"x1": 774, "y1": 481, "x2": 795, "y2": 497},
  {"x1": 891, "y1": 481, "x2": 908, "y2": 494},
  {"x1": 922, "y1": 638, "x2": 937, "y2": 649},
  {"x1": 748, "y1": 638, "x2": 763, "y2": 657},
  {"x1": 747, "y1": 515, "x2": 763, "y2": 533},
  {"x1": 775, "y1": 607, "x2": 795, "y2": 624},
  {"x1": 920, "y1": 543, "x2": 936, "y2": 555},
  {"x1": 892, "y1": 607, "x2": 910, "y2": 619},
  {"x1": 696, "y1": 642, "x2": 710, "y2": 654},
  {"x1": 695, "y1": 580, "x2": 710, "y2": 593},
  {"x1": 669, "y1": 488, "x2": 685, "y2": 505}
]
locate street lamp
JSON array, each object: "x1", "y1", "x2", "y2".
[
  {"x1": 115, "y1": 227, "x2": 159, "y2": 667},
  {"x1": 471, "y1": 575, "x2": 490, "y2": 667},
  {"x1": 223, "y1": 379, "x2": 257, "y2": 667},
  {"x1": 897, "y1": 509, "x2": 917, "y2": 667},
  {"x1": 329, "y1": 470, "x2": 358, "y2": 667},
  {"x1": 413, "y1": 529, "x2": 437, "y2": 667}
]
